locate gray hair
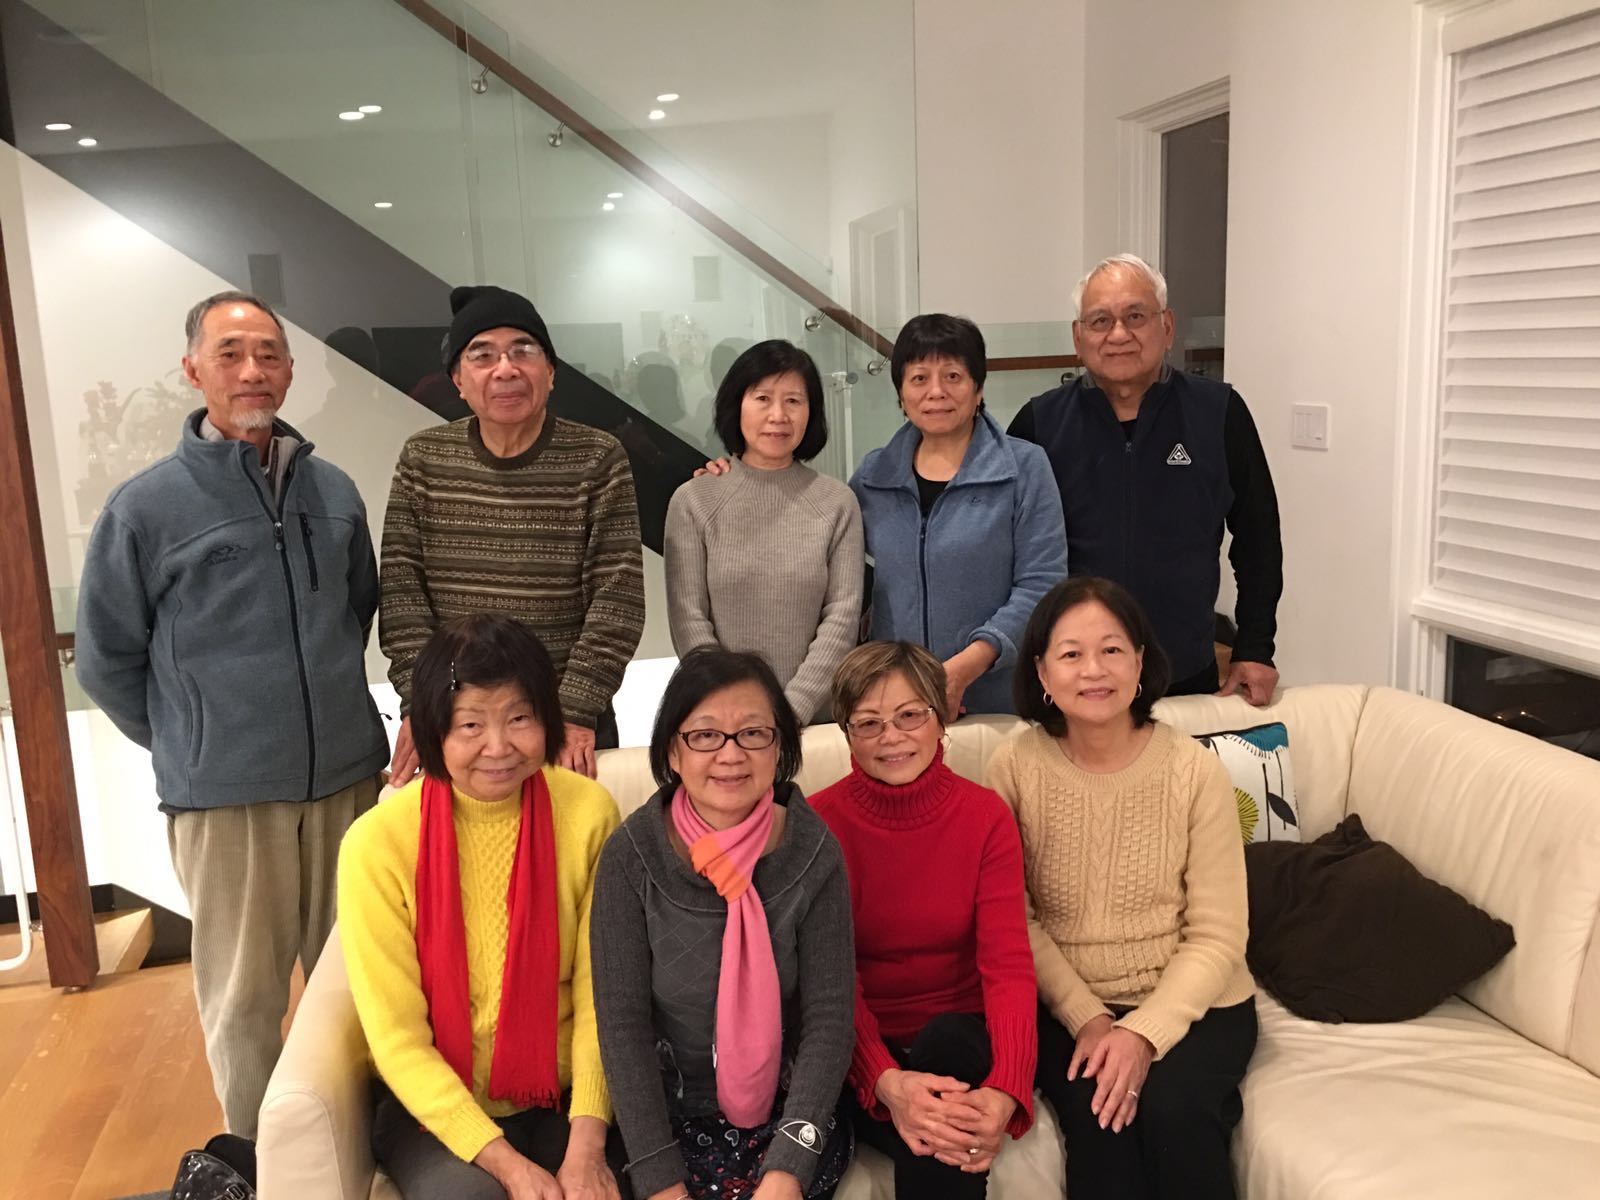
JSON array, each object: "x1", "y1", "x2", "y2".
[
  {"x1": 184, "y1": 290, "x2": 290, "y2": 355},
  {"x1": 1072, "y1": 253, "x2": 1170, "y2": 317}
]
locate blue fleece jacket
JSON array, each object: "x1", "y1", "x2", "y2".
[
  {"x1": 75, "y1": 410, "x2": 388, "y2": 812},
  {"x1": 849, "y1": 411, "x2": 1068, "y2": 714}
]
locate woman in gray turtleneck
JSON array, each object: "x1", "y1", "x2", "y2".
[{"x1": 664, "y1": 341, "x2": 863, "y2": 725}]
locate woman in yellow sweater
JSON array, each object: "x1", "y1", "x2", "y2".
[
  {"x1": 986, "y1": 577, "x2": 1256, "y2": 1200},
  {"x1": 338, "y1": 614, "x2": 623, "y2": 1200}
]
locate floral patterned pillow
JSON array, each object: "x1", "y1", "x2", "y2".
[{"x1": 1194, "y1": 722, "x2": 1301, "y2": 844}]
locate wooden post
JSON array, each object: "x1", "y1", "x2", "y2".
[{"x1": 0, "y1": 215, "x2": 98, "y2": 988}]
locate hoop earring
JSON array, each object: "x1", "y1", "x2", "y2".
[
  {"x1": 1042, "y1": 689, "x2": 1053, "y2": 707},
  {"x1": 1136, "y1": 683, "x2": 1143, "y2": 698}
]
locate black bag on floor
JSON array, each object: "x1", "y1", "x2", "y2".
[{"x1": 168, "y1": 1133, "x2": 256, "y2": 1200}]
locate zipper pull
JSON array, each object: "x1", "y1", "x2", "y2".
[{"x1": 273, "y1": 520, "x2": 284, "y2": 551}]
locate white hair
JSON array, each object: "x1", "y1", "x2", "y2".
[{"x1": 1072, "y1": 253, "x2": 1170, "y2": 317}]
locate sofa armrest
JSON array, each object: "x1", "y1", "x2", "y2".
[{"x1": 258, "y1": 925, "x2": 378, "y2": 1200}]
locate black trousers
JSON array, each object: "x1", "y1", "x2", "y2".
[
  {"x1": 1036, "y1": 1000, "x2": 1257, "y2": 1200},
  {"x1": 1166, "y1": 658, "x2": 1222, "y2": 698},
  {"x1": 852, "y1": 1012, "x2": 995, "y2": 1200},
  {"x1": 372, "y1": 1083, "x2": 629, "y2": 1200}
]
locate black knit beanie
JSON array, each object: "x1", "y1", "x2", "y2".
[{"x1": 442, "y1": 285, "x2": 556, "y2": 371}]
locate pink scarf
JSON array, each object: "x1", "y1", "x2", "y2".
[{"x1": 670, "y1": 786, "x2": 782, "y2": 1128}]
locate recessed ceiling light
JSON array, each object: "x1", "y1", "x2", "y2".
[
  {"x1": 647, "y1": 109, "x2": 666, "y2": 121},
  {"x1": 357, "y1": 104, "x2": 383, "y2": 114},
  {"x1": 606, "y1": 191, "x2": 623, "y2": 199},
  {"x1": 656, "y1": 93, "x2": 679, "y2": 103},
  {"x1": 601, "y1": 201, "x2": 615, "y2": 212},
  {"x1": 76, "y1": 137, "x2": 98, "y2": 147},
  {"x1": 338, "y1": 110, "x2": 364, "y2": 121},
  {"x1": 373, "y1": 201, "x2": 393, "y2": 209},
  {"x1": 44, "y1": 122, "x2": 72, "y2": 131}
]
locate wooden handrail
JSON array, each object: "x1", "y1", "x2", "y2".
[
  {"x1": 388, "y1": 0, "x2": 895, "y2": 359},
  {"x1": 988, "y1": 354, "x2": 1081, "y2": 372}
]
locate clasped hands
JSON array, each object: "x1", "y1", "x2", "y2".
[
  {"x1": 474, "y1": 1117, "x2": 618, "y2": 1200},
  {"x1": 876, "y1": 1068, "x2": 1016, "y2": 1175}
]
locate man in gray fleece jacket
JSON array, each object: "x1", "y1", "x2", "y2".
[{"x1": 75, "y1": 291, "x2": 388, "y2": 1138}]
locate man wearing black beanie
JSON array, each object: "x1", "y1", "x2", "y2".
[{"x1": 379, "y1": 285, "x2": 645, "y2": 778}]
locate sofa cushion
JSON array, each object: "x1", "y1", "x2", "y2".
[
  {"x1": 1193, "y1": 721, "x2": 1301, "y2": 843},
  {"x1": 1237, "y1": 992, "x2": 1600, "y2": 1199},
  {"x1": 1154, "y1": 685, "x2": 1366, "y2": 839},
  {"x1": 595, "y1": 715, "x2": 1028, "y2": 821},
  {"x1": 1346, "y1": 687, "x2": 1600, "y2": 1063},
  {"x1": 1245, "y1": 815, "x2": 1514, "y2": 1022}
]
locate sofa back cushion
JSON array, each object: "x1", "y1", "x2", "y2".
[
  {"x1": 1347, "y1": 687, "x2": 1600, "y2": 1065},
  {"x1": 1153, "y1": 685, "x2": 1368, "y2": 840},
  {"x1": 596, "y1": 714, "x2": 1029, "y2": 819}
]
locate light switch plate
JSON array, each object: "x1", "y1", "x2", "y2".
[{"x1": 1291, "y1": 403, "x2": 1330, "y2": 450}]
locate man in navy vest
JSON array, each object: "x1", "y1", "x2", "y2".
[{"x1": 1009, "y1": 254, "x2": 1283, "y2": 704}]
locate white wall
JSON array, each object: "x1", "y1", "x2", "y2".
[
  {"x1": 1074, "y1": 0, "x2": 1415, "y2": 687},
  {"x1": 1223, "y1": 0, "x2": 1413, "y2": 687},
  {"x1": 914, "y1": 0, "x2": 1089, "y2": 326},
  {"x1": 1080, "y1": 2, "x2": 1232, "y2": 265}
]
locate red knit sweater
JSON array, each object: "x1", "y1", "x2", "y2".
[{"x1": 811, "y1": 749, "x2": 1037, "y2": 1135}]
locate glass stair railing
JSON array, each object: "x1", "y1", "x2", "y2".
[{"x1": 10, "y1": 0, "x2": 911, "y2": 516}]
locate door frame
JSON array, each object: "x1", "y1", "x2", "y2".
[{"x1": 1117, "y1": 78, "x2": 1231, "y2": 270}]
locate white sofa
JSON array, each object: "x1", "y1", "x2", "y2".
[{"x1": 259, "y1": 685, "x2": 1600, "y2": 1199}]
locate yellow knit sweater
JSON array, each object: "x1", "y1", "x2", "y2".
[
  {"x1": 337, "y1": 767, "x2": 619, "y2": 1162},
  {"x1": 986, "y1": 722, "x2": 1253, "y2": 1058}
]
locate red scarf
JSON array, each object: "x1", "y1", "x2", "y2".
[{"x1": 415, "y1": 770, "x2": 560, "y2": 1108}]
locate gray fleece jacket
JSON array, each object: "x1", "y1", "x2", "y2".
[
  {"x1": 75, "y1": 410, "x2": 388, "y2": 812},
  {"x1": 590, "y1": 783, "x2": 855, "y2": 1196}
]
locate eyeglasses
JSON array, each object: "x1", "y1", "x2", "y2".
[
  {"x1": 1080, "y1": 309, "x2": 1155, "y2": 336},
  {"x1": 677, "y1": 725, "x2": 778, "y2": 753},
  {"x1": 461, "y1": 341, "x2": 546, "y2": 368},
  {"x1": 844, "y1": 705, "x2": 937, "y2": 740}
]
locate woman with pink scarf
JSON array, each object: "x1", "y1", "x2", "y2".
[{"x1": 592, "y1": 649, "x2": 855, "y2": 1200}]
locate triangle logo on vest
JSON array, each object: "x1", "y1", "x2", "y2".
[{"x1": 1166, "y1": 443, "x2": 1193, "y2": 466}]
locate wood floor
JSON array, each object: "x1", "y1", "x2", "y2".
[{"x1": 0, "y1": 962, "x2": 303, "y2": 1200}]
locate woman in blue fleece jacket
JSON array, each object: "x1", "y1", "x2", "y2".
[{"x1": 850, "y1": 314, "x2": 1068, "y2": 717}]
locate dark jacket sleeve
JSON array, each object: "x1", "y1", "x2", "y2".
[
  {"x1": 1007, "y1": 398, "x2": 1039, "y2": 444},
  {"x1": 759, "y1": 836, "x2": 856, "y2": 1188},
  {"x1": 589, "y1": 832, "x2": 688, "y2": 1198},
  {"x1": 1223, "y1": 391, "x2": 1283, "y2": 665},
  {"x1": 74, "y1": 507, "x2": 156, "y2": 749}
]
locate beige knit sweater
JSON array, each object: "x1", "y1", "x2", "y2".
[{"x1": 986, "y1": 721, "x2": 1254, "y2": 1058}]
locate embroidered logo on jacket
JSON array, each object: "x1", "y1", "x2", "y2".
[
  {"x1": 1166, "y1": 443, "x2": 1193, "y2": 466},
  {"x1": 202, "y1": 544, "x2": 245, "y2": 566}
]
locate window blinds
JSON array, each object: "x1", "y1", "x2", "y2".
[{"x1": 1435, "y1": 11, "x2": 1600, "y2": 640}]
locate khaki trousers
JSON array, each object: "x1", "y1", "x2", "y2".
[{"x1": 168, "y1": 774, "x2": 380, "y2": 1137}]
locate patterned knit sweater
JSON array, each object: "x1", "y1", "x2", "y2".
[
  {"x1": 664, "y1": 458, "x2": 864, "y2": 723},
  {"x1": 337, "y1": 767, "x2": 620, "y2": 1162},
  {"x1": 379, "y1": 416, "x2": 644, "y2": 726},
  {"x1": 985, "y1": 722, "x2": 1254, "y2": 1057}
]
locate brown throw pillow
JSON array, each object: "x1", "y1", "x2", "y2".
[{"x1": 1245, "y1": 813, "x2": 1515, "y2": 1023}]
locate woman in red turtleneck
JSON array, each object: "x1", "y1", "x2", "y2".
[{"x1": 810, "y1": 641, "x2": 1037, "y2": 1199}]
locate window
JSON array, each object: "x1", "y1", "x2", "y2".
[{"x1": 1407, "y1": 7, "x2": 1600, "y2": 683}]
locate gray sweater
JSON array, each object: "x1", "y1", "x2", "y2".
[
  {"x1": 590, "y1": 784, "x2": 855, "y2": 1195},
  {"x1": 664, "y1": 459, "x2": 864, "y2": 723}
]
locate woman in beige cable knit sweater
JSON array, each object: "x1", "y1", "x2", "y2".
[{"x1": 986, "y1": 576, "x2": 1256, "y2": 1200}]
